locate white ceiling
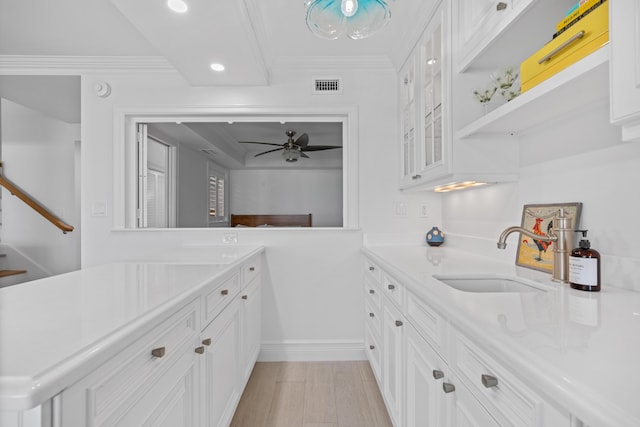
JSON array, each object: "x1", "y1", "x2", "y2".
[{"x1": 0, "y1": 0, "x2": 438, "y2": 85}]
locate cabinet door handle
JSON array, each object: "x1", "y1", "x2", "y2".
[
  {"x1": 202, "y1": 338, "x2": 212, "y2": 346},
  {"x1": 369, "y1": 289, "x2": 375, "y2": 295},
  {"x1": 442, "y1": 383, "x2": 456, "y2": 393},
  {"x1": 221, "y1": 289, "x2": 229, "y2": 296},
  {"x1": 433, "y1": 370, "x2": 444, "y2": 380},
  {"x1": 411, "y1": 174, "x2": 422, "y2": 180},
  {"x1": 496, "y1": 2, "x2": 507, "y2": 11},
  {"x1": 195, "y1": 346, "x2": 205, "y2": 354},
  {"x1": 369, "y1": 312, "x2": 375, "y2": 318},
  {"x1": 368, "y1": 266, "x2": 375, "y2": 271},
  {"x1": 395, "y1": 320, "x2": 403, "y2": 327},
  {"x1": 151, "y1": 347, "x2": 166, "y2": 358},
  {"x1": 481, "y1": 374, "x2": 499, "y2": 388},
  {"x1": 249, "y1": 267, "x2": 255, "y2": 271},
  {"x1": 241, "y1": 295, "x2": 248, "y2": 300},
  {"x1": 538, "y1": 30, "x2": 585, "y2": 64},
  {"x1": 369, "y1": 345, "x2": 375, "y2": 350},
  {"x1": 388, "y1": 284, "x2": 395, "y2": 290}
]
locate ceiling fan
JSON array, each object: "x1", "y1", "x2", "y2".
[{"x1": 238, "y1": 130, "x2": 342, "y2": 162}]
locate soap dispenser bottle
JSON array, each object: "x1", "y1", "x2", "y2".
[{"x1": 569, "y1": 230, "x2": 601, "y2": 291}]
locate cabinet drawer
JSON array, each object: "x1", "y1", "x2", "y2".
[
  {"x1": 203, "y1": 272, "x2": 241, "y2": 326},
  {"x1": 364, "y1": 278, "x2": 382, "y2": 311},
  {"x1": 365, "y1": 301, "x2": 382, "y2": 338},
  {"x1": 365, "y1": 326, "x2": 382, "y2": 383},
  {"x1": 452, "y1": 331, "x2": 569, "y2": 427},
  {"x1": 64, "y1": 300, "x2": 200, "y2": 426},
  {"x1": 241, "y1": 256, "x2": 261, "y2": 288},
  {"x1": 520, "y1": 2, "x2": 608, "y2": 92},
  {"x1": 382, "y1": 273, "x2": 404, "y2": 308},
  {"x1": 406, "y1": 291, "x2": 447, "y2": 357},
  {"x1": 364, "y1": 258, "x2": 382, "y2": 284}
]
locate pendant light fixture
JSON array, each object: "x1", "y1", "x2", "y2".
[{"x1": 305, "y1": 0, "x2": 392, "y2": 40}]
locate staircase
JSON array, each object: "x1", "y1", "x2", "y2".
[{"x1": 0, "y1": 245, "x2": 49, "y2": 288}]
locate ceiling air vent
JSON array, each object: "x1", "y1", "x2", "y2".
[{"x1": 313, "y1": 77, "x2": 343, "y2": 95}]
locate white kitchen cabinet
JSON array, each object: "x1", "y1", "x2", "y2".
[
  {"x1": 405, "y1": 324, "x2": 450, "y2": 427},
  {"x1": 60, "y1": 300, "x2": 202, "y2": 427},
  {"x1": 399, "y1": 1, "x2": 452, "y2": 190},
  {"x1": 239, "y1": 273, "x2": 261, "y2": 385},
  {"x1": 609, "y1": 0, "x2": 640, "y2": 141},
  {"x1": 381, "y1": 299, "x2": 405, "y2": 427},
  {"x1": 363, "y1": 254, "x2": 572, "y2": 427},
  {"x1": 200, "y1": 298, "x2": 241, "y2": 427}
]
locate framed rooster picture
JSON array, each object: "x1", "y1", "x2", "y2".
[{"x1": 516, "y1": 202, "x2": 582, "y2": 273}]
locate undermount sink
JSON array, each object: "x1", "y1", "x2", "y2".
[{"x1": 433, "y1": 274, "x2": 548, "y2": 293}]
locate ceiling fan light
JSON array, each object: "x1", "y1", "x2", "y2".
[
  {"x1": 341, "y1": 0, "x2": 358, "y2": 17},
  {"x1": 282, "y1": 147, "x2": 301, "y2": 162}
]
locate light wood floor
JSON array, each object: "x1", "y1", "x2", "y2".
[{"x1": 230, "y1": 361, "x2": 393, "y2": 427}]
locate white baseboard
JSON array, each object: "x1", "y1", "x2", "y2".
[{"x1": 257, "y1": 339, "x2": 365, "y2": 362}]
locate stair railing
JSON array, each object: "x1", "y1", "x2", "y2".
[{"x1": 0, "y1": 165, "x2": 74, "y2": 234}]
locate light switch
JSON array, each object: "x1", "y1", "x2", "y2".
[{"x1": 91, "y1": 200, "x2": 107, "y2": 217}]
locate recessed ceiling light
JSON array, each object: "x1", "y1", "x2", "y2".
[
  {"x1": 167, "y1": 0, "x2": 188, "y2": 13},
  {"x1": 210, "y1": 63, "x2": 225, "y2": 72}
]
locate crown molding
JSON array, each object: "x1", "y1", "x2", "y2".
[
  {"x1": 271, "y1": 55, "x2": 395, "y2": 72},
  {"x1": 0, "y1": 55, "x2": 175, "y2": 74}
]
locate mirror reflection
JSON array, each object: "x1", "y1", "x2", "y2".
[{"x1": 139, "y1": 121, "x2": 344, "y2": 228}]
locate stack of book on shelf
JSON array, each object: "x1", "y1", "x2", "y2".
[
  {"x1": 519, "y1": 0, "x2": 609, "y2": 92},
  {"x1": 554, "y1": 0, "x2": 608, "y2": 39}
]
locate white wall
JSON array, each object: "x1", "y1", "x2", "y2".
[
  {"x1": 177, "y1": 143, "x2": 209, "y2": 227},
  {"x1": 230, "y1": 168, "x2": 343, "y2": 227},
  {"x1": 0, "y1": 99, "x2": 80, "y2": 275},
  {"x1": 443, "y1": 103, "x2": 640, "y2": 291},
  {"x1": 80, "y1": 67, "x2": 442, "y2": 359}
]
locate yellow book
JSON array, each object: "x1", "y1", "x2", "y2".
[{"x1": 556, "y1": 0, "x2": 601, "y2": 32}]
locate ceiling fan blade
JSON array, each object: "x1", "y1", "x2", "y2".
[
  {"x1": 254, "y1": 147, "x2": 284, "y2": 157},
  {"x1": 294, "y1": 133, "x2": 309, "y2": 147},
  {"x1": 239, "y1": 141, "x2": 284, "y2": 147},
  {"x1": 301, "y1": 145, "x2": 342, "y2": 152}
]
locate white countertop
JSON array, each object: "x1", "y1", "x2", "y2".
[
  {"x1": 363, "y1": 245, "x2": 640, "y2": 427},
  {"x1": 0, "y1": 246, "x2": 263, "y2": 411}
]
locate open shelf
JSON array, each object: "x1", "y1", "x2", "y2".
[{"x1": 457, "y1": 45, "x2": 610, "y2": 139}]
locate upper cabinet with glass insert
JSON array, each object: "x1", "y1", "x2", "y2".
[{"x1": 399, "y1": 1, "x2": 452, "y2": 190}]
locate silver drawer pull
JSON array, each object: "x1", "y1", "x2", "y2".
[
  {"x1": 481, "y1": 374, "x2": 498, "y2": 388},
  {"x1": 395, "y1": 320, "x2": 403, "y2": 327},
  {"x1": 249, "y1": 267, "x2": 255, "y2": 271},
  {"x1": 151, "y1": 347, "x2": 166, "y2": 358},
  {"x1": 411, "y1": 174, "x2": 422, "y2": 180},
  {"x1": 195, "y1": 346, "x2": 205, "y2": 354},
  {"x1": 496, "y1": 2, "x2": 507, "y2": 11},
  {"x1": 241, "y1": 295, "x2": 248, "y2": 300},
  {"x1": 369, "y1": 289, "x2": 375, "y2": 295},
  {"x1": 369, "y1": 312, "x2": 375, "y2": 318},
  {"x1": 202, "y1": 338, "x2": 212, "y2": 346},
  {"x1": 221, "y1": 289, "x2": 229, "y2": 296},
  {"x1": 538, "y1": 30, "x2": 585, "y2": 64},
  {"x1": 388, "y1": 284, "x2": 395, "y2": 290},
  {"x1": 433, "y1": 370, "x2": 444, "y2": 380},
  {"x1": 368, "y1": 266, "x2": 375, "y2": 271},
  {"x1": 442, "y1": 383, "x2": 455, "y2": 393},
  {"x1": 369, "y1": 345, "x2": 375, "y2": 350}
]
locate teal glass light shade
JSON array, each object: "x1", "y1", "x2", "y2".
[{"x1": 305, "y1": 0, "x2": 392, "y2": 40}]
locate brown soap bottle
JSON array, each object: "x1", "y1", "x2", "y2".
[{"x1": 569, "y1": 230, "x2": 601, "y2": 292}]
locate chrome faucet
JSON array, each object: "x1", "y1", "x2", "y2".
[{"x1": 497, "y1": 208, "x2": 574, "y2": 283}]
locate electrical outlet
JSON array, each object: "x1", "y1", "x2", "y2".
[
  {"x1": 419, "y1": 204, "x2": 429, "y2": 218},
  {"x1": 393, "y1": 202, "x2": 408, "y2": 217}
]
